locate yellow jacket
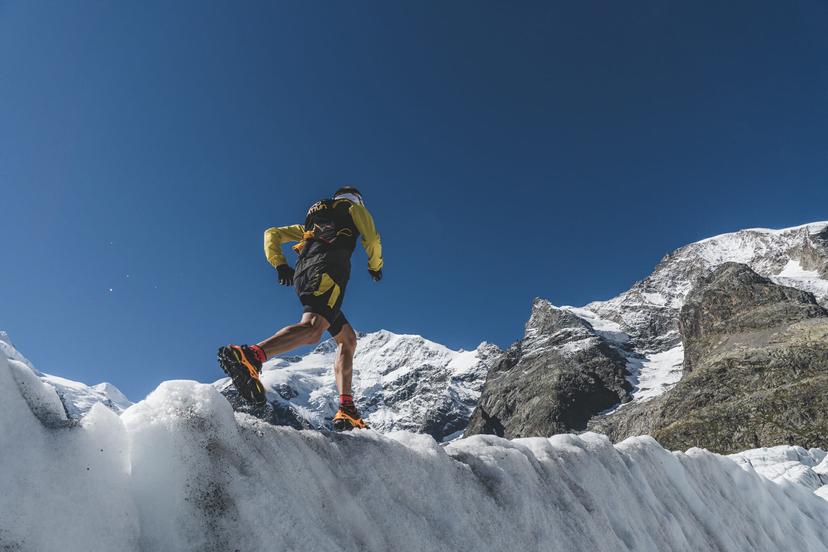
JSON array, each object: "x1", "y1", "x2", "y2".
[{"x1": 264, "y1": 203, "x2": 384, "y2": 271}]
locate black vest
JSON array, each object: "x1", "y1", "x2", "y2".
[{"x1": 300, "y1": 198, "x2": 360, "y2": 258}]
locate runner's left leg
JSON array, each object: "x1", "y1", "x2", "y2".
[
  {"x1": 332, "y1": 323, "x2": 357, "y2": 396},
  {"x1": 257, "y1": 312, "x2": 330, "y2": 358}
]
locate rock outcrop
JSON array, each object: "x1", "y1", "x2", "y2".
[
  {"x1": 465, "y1": 299, "x2": 630, "y2": 438},
  {"x1": 590, "y1": 263, "x2": 828, "y2": 453}
]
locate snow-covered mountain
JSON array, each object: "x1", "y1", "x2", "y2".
[
  {"x1": 467, "y1": 221, "x2": 828, "y2": 440},
  {"x1": 540, "y1": 222, "x2": 828, "y2": 405},
  {"x1": 217, "y1": 330, "x2": 501, "y2": 441},
  {"x1": 2, "y1": 343, "x2": 827, "y2": 552},
  {"x1": 0, "y1": 331, "x2": 132, "y2": 421},
  {"x1": 579, "y1": 221, "x2": 828, "y2": 403}
]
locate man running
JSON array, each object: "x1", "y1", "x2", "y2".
[{"x1": 218, "y1": 186, "x2": 383, "y2": 431}]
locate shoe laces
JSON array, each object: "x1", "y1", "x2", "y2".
[{"x1": 338, "y1": 404, "x2": 361, "y2": 419}]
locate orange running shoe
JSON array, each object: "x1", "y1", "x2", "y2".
[
  {"x1": 332, "y1": 405, "x2": 368, "y2": 431},
  {"x1": 217, "y1": 345, "x2": 267, "y2": 405}
]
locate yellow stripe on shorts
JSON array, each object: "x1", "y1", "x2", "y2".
[{"x1": 313, "y1": 273, "x2": 341, "y2": 309}]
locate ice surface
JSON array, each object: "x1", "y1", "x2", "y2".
[
  {"x1": 730, "y1": 446, "x2": 828, "y2": 492},
  {"x1": 0, "y1": 351, "x2": 139, "y2": 552},
  {"x1": 0, "y1": 330, "x2": 36, "y2": 370},
  {"x1": 3, "y1": 346, "x2": 828, "y2": 552}
]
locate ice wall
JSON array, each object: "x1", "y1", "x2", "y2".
[
  {"x1": 0, "y1": 352, "x2": 139, "y2": 550},
  {"x1": 2, "y1": 349, "x2": 827, "y2": 552}
]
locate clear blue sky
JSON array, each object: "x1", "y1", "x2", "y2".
[{"x1": 2, "y1": 1, "x2": 827, "y2": 400}]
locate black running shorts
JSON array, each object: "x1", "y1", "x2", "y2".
[{"x1": 293, "y1": 251, "x2": 350, "y2": 337}]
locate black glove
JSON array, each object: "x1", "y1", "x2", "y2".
[
  {"x1": 276, "y1": 264, "x2": 295, "y2": 286},
  {"x1": 368, "y1": 269, "x2": 383, "y2": 282}
]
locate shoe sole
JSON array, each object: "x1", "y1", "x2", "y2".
[
  {"x1": 217, "y1": 347, "x2": 267, "y2": 406},
  {"x1": 332, "y1": 419, "x2": 353, "y2": 432},
  {"x1": 332, "y1": 411, "x2": 368, "y2": 432}
]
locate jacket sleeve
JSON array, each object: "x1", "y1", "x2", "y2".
[
  {"x1": 350, "y1": 204, "x2": 384, "y2": 271},
  {"x1": 263, "y1": 224, "x2": 305, "y2": 268}
]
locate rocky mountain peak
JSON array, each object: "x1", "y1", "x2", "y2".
[
  {"x1": 587, "y1": 222, "x2": 828, "y2": 347},
  {"x1": 470, "y1": 222, "x2": 828, "y2": 441},
  {"x1": 527, "y1": 299, "x2": 590, "y2": 333}
]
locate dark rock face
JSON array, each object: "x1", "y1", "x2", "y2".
[
  {"x1": 679, "y1": 262, "x2": 827, "y2": 374},
  {"x1": 590, "y1": 263, "x2": 828, "y2": 454},
  {"x1": 465, "y1": 299, "x2": 631, "y2": 439}
]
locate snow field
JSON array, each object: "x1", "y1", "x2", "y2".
[
  {"x1": 3, "y1": 349, "x2": 828, "y2": 552},
  {"x1": 627, "y1": 344, "x2": 684, "y2": 402},
  {"x1": 772, "y1": 259, "x2": 828, "y2": 301}
]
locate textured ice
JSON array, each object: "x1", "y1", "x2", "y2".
[
  {"x1": 0, "y1": 352, "x2": 138, "y2": 551},
  {"x1": 730, "y1": 446, "x2": 828, "y2": 492},
  {"x1": 3, "y1": 346, "x2": 828, "y2": 552}
]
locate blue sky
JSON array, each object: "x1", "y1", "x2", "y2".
[{"x1": 2, "y1": 1, "x2": 827, "y2": 400}]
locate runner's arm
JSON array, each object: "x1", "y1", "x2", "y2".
[
  {"x1": 264, "y1": 224, "x2": 305, "y2": 268},
  {"x1": 350, "y1": 204, "x2": 383, "y2": 271}
]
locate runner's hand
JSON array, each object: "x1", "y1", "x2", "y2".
[
  {"x1": 276, "y1": 264, "x2": 295, "y2": 286},
  {"x1": 368, "y1": 269, "x2": 383, "y2": 282}
]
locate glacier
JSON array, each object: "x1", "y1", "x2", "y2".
[{"x1": 2, "y1": 343, "x2": 828, "y2": 552}]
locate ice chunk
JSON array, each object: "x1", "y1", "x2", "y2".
[{"x1": 0, "y1": 351, "x2": 139, "y2": 552}]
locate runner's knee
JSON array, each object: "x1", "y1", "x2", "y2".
[
  {"x1": 336, "y1": 325, "x2": 357, "y2": 352},
  {"x1": 298, "y1": 320, "x2": 326, "y2": 344}
]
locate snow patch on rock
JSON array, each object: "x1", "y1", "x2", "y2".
[
  {"x1": 772, "y1": 259, "x2": 828, "y2": 300},
  {"x1": 627, "y1": 344, "x2": 684, "y2": 402}
]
